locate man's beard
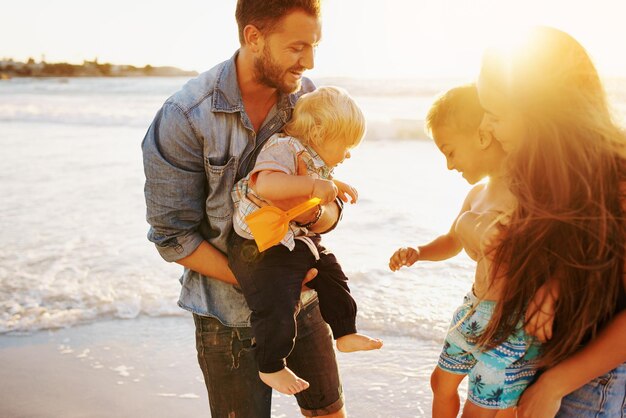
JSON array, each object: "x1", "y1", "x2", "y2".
[{"x1": 253, "y1": 45, "x2": 303, "y2": 94}]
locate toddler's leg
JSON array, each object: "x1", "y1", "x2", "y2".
[
  {"x1": 461, "y1": 401, "x2": 500, "y2": 418},
  {"x1": 494, "y1": 409, "x2": 516, "y2": 418},
  {"x1": 308, "y1": 241, "x2": 382, "y2": 352},
  {"x1": 228, "y1": 237, "x2": 314, "y2": 395},
  {"x1": 259, "y1": 368, "x2": 309, "y2": 396},
  {"x1": 430, "y1": 366, "x2": 466, "y2": 418}
]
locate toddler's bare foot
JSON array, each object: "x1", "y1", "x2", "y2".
[
  {"x1": 259, "y1": 368, "x2": 310, "y2": 395},
  {"x1": 336, "y1": 333, "x2": 383, "y2": 353}
]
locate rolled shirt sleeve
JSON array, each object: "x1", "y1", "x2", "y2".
[{"x1": 142, "y1": 102, "x2": 206, "y2": 262}]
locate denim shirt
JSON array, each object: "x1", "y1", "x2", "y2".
[{"x1": 142, "y1": 51, "x2": 315, "y2": 327}]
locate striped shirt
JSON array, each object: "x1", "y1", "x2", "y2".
[{"x1": 232, "y1": 133, "x2": 333, "y2": 250}]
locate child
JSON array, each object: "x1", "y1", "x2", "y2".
[
  {"x1": 389, "y1": 85, "x2": 541, "y2": 417},
  {"x1": 229, "y1": 86, "x2": 383, "y2": 396}
]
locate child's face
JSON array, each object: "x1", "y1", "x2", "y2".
[
  {"x1": 432, "y1": 126, "x2": 488, "y2": 185},
  {"x1": 316, "y1": 140, "x2": 353, "y2": 168}
]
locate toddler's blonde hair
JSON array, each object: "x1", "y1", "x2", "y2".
[{"x1": 284, "y1": 86, "x2": 365, "y2": 149}]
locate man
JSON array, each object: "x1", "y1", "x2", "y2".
[{"x1": 141, "y1": 1, "x2": 346, "y2": 416}]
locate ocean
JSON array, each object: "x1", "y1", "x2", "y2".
[
  {"x1": 0, "y1": 75, "x2": 481, "y2": 336},
  {"x1": 2, "y1": 75, "x2": 626, "y2": 416}
]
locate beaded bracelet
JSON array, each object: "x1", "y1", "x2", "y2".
[{"x1": 295, "y1": 204, "x2": 323, "y2": 228}]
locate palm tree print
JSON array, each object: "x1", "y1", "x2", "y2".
[
  {"x1": 464, "y1": 320, "x2": 482, "y2": 344},
  {"x1": 486, "y1": 387, "x2": 504, "y2": 403},
  {"x1": 470, "y1": 374, "x2": 485, "y2": 394},
  {"x1": 466, "y1": 321, "x2": 481, "y2": 335}
]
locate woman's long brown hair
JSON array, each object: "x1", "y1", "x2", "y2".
[{"x1": 479, "y1": 27, "x2": 626, "y2": 367}]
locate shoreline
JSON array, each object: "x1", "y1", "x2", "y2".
[
  {"x1": 0, "y1": 74, "x2": 197, "y2": 79},
  {"x1": 0, "y1": 316, "x2": 450, "y2": 418}
]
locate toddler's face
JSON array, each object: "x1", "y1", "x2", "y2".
[
  {"x1": 432, "y1": 127, "x2": 487, "y2": 185},
  {"x1": 317, "y1": 140, "x2": 353, "y2": 168}
]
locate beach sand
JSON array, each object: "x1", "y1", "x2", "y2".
[{"x1": 0, "y1": 316, "x2": 446, "y2": 418}]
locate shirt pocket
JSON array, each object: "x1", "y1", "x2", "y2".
[{"x1": 205, "y1": 155, "x2": 238, "y2": 220}]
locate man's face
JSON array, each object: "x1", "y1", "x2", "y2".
[{"x1": 254, "y1": 10, "x2": 322, "y2": 94}]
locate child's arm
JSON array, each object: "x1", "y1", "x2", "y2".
[
  {"x1": 332, "y1": 179, "x2": 358, "y2": 204},
  {"x1": 254, "y1": 170, "x2": 338, "y2": 204},
  {"x1": 388, "y1": 224, "x2": 463, "y2": 271},
  {"x1": 418, "y1": 232, "x2": 464, "y2": 261},
  {"x1": 389, "y1": 188, "x2": 478, "y2": 271}
]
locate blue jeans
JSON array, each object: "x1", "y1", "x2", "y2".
[
  {"x1": 557, "y1": 363, "x2": 626, "y2": 417},
  {"x1": 194, "y1": 299, "x2": 344, "y2": 417}
]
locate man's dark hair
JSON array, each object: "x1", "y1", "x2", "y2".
[{"x1": 235, "y1": 0, "x2": 321, "y2": 44}]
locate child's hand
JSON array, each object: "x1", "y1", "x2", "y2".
[
  {"x1": 389, "y1": 247, "x2": 420, "y2": 271},
  {"x1": 311, "y1": 179, "x2": 338, "y2": 205},
  {"x1": 333, "y1": 179, "x2": 358, "y2": 204}
]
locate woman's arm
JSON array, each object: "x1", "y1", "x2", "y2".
[{"x1": 517, "y1": 310, "x2": 626, "y2": 418}]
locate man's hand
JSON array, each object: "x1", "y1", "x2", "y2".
[
  {"x1": 389, "y1": 247, "x2": 420, "y2": 271},
  {"x1": 302, "y1": 268, "x2": 318, "y2": 291},
  {"x1": 333, "y1": 179, "x2": 358, "y2": 204}
]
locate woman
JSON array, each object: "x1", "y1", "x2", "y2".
[{"x1": 477, "y1": 27, "x2": 626, "y2": 417}]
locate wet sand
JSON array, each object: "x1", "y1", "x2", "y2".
[{"x1": 0, "y1": 316, "x2": 445, "y2": 417}]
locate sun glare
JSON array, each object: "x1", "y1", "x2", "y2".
[
  {"x1": 2, "y1": 0, "x2": 626, "y2": 77},
  {"x1": 315, "y1": 0, "x2": 626, "y2": 78}
]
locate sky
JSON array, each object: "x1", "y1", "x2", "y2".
[{"x1": 4, "y1": 0, "x2": 626, "y2": 78}]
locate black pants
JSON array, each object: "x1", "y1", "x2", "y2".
[{"x1": 228, "y1": 233, "x2": 357, "y2": 373}]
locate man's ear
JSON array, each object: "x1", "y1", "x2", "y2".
[
  {"x1": 477, "y1": 129, "x2": 493, "y2": 150},
  {"x1": 243, "y1": 24, "x2": 263, "y2": 53}
]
